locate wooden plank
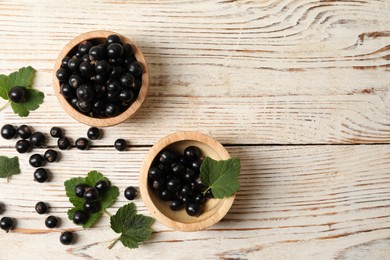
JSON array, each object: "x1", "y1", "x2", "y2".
[
  {"x1": 0, "y1": 0, "x2": 388, "y2": 144},
  {"x1": 0, "y1": 145, "x2": 389, "y2": 259}
]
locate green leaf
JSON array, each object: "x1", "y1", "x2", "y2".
[
  {"x1": 64, "y1": 171, "x2": 119, "y2": 228},
  {"x1": 11, "y1": 88, "x2": 44, "y2": 117},
  {"x1": 110, "y1": 203, "x2": 154, "y2": 249},
  {"x1": 0, "y1": 75, "x2": 11, "y2": 100},
  {"x1": 0, "y1": 156, "x2": 20, "y2": 180},
  {"x1": 200, "y1": 156, "x2": 241, "y2": 199},
  {"x1": 8, "y1": 66, "x2": 36, "y2": 88}
]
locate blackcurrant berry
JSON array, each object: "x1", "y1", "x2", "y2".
[
  {"x1": 78, "y1": 40, "x2": 93, "y2": 55},
  {"x1": 148, "y1": 167, "x2": 161, "y2": 180},
  {"x1": 106, "y1": 91, "x2": 119, "y2": 102},
  {"x1": 56, "y1": 68, "x2": 69, "y2": 82},
  {"x1": 106, "y1": 34, "x2": 121, "y2": 44},
  {"x1": 61, "y1": 56, "x2": 71, "y2": 68},
  {"x1": 186, "y1": 202, "x2": 201, "y2": 216},
  {"x1": 50, "y1": 127, "x2": 63, "y2": 138},
  {"x1": 34, "y1": 168, "x2": 48, "y2": 183},
  {"x1": 68, "y1": 57, "x2": 81, "y2": 72},
  {"x1": 29, "y1": 154, "x2": 45, "y2": 168},
  {"x1": 167, "y1": 178, "x2": 181, "y2": 192},
  {"x1": 159, "y1": 189, "x2": 173, "y2": 201},
  {"x1": 76, "y1": 84, "x2": 94, "y2": 101},
  {"x1": 183, "y1": 168, "x2": 196, "y2": 183},
  {"x1": 73, "y1": 184, "x2": 88, "y2": 198},
  {"x1": 83, "y1": 200, "x2": 100, "y2": 213},
  {"x1": 119, "y1": 88, "x2": 135, "y2": 102},
  {"x1": 73, "y1": 210, "x2": 88, "y2": 225},
  {"x1": 44, "y1": 149, "x2": 58, "y2": 163},
  {"x1": 184, "y1": 146, "x2": 201, "y2": 161},
  {"x1": 110, "y1": 66, "x2": 123, "y2": 79},
  {"x1": 180, "y1": 185, "x2": 192, "y2": 197},
  {"x1": 169, "y1": 199, "x2": 184, "y2": 211},
  {"x1": 68, "y1": 74, "x2": 83, "y2": 88},
  {"x1": 159, "y1": 150, "x2": 178, "y2": 165},
  {"x1": 60, "y1": 83, "x2": 75, "y2": 98},
  {"x1": 30, "y1": 132, "x2": 45, "y2": 147},
  {"x1": 114, "y1": 138, "x2": 127, "y2": 151},
  {"x1": 151, "y1": 179, "x2": 166, "y2": 191},
  {"x1": 95, "y1": 60, "x2": 110, "y2": 75},
  {"x1": 107, "y1": 43, "x2": 123, "y2": 59},
  {"x1": 122, "y1": 44, "x2": 133, "y2": 57},
  {"x1": 75, "y1": 137, "x2": 89, "y2": 150},
  {"x1": 95, "y1": 180, "x2": 109, "y2": 194},
  {"x1": 35, "y1": 201, "x2": 48, "y2": 214},
  {"x1": 84, "y1": 187, "x2": 99, "y2": 201},
  {"x1": 45, "y1": 215, "x2": 59, "y2": 228},
  {"x1": 171, "y1": 162, "x2": 186, "y2": 176},
  {"x1": 0, "y1": 217, "x2": 14, "y2": 232},
  {"x1": 79, "y1": 61, "x2": 94, "y2": 77},
  {"x1": 128, "y1": 62, "x2": 142, "y2": 76},
  {"x1": 60, "y1": 231, "x2": 74, "y2": 245},
  {"x1": 15, "y1": 139, "x2": 31, "y2": 153},
  {"x1": 193, "y1": 193, "x2": 206, "y2": 204},
  {"x1": 88, "y1": 46, "x2": 103, "y2": 61},
  {"x1": 120, "y1": 73, "x2": 134, "y2": 87},
  {"x1": 124, "y1": 186, "x2": 137, "y2": 200},
  {"x1": 107, "y1": 81, "x2": 121, "y2": 94},
  {"x1": 77, "y1": 100, "x2": 92, "y2": 113},
  {"x1": 191, "y1": 159, "x2": 203, "y2": 173},
  {"x1": 1, "y1": 124, "x2": 16, "y2": 139},
  {"x1": 58, "y1": 137, "x2": 71, "y2": 150},
  {"x1": 87, "y1": 127, "x2": 101, "y2": 140},
  {"x1": 17, "y1": 125, "x2": 32, "y2": 139}
]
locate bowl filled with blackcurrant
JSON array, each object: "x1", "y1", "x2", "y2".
[
  {"x1": 53, "y1": 30, "x2": 149, "y2": 126},
  {"x1": 139, "y1": 131, "x2": 236, "y2": 232}
]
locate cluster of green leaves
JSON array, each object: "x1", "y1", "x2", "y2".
[
  {"x1": 0, "y1": 66, "x2": 44, "y2": 117},
  {"x1": 200, "y1": 157, "x2": 241, "y2": 199},
  {"x1": 0, "y1": 156, "x2": 20, "y2": 181}
]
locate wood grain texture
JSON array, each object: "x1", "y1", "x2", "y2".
[
  {"x1": 0, "y1": 145, "x2": 389, "y2": 259},
  {"x1": 0, "y1": 0, "x2": 389, "y2": 259}
]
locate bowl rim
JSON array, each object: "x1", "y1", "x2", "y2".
[
  {"x1": 53, "y1": 30, "x2": 149, "y2": 127},
  {"x1": 139, "y1": 131, "x2": 236, "y2": 231}
]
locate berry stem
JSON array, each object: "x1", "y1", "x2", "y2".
[
  {"x1": 202, "y1": 187, "x2": 210, "y2": 196},
  {"x1": 108, "y1": 236, "x2": 121, "y2": 249},
  {"x1": 103, "y1": 208, "x2": 112, "y2": 217},
  {"x1": 0, "y1": 101, "x2": 10, "y2": 112}
]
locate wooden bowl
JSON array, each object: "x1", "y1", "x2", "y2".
[
  {"x1": 53, "y1": 30, "x2": 149, "y2": 127},
  {"x1": 139, "y1": 131, "x2": 236, "y2": 231}
]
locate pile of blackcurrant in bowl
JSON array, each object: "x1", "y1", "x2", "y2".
[{"x1": 53, "y1": 30, "x2": 149, "y2": 126}]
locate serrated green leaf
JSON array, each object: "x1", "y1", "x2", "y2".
[
  {"x1": 110, "y1": 203, "x2": 154, "y2": 249},
  {"x1": 0, "y1": 156, "x2": 20, "y2": 180},
  {"x1": 0, "y1": 75, "x2": 11, "y2": 100},
  {"x1": 200, "y1": 156, "x2": 240, "y2": 199},
  {"x1": 10, "y1": 88, "x2": 44, "y2": 117},
  {"x1": 8, "y1": 66, "x2": 35, "y2": 88},
  {"x1": 64, "y1": 171, "x2": 119, "y2": 228}
]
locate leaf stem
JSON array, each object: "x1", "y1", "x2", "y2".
[
  {"x1": 108, "y1": 236, "x2": 121, "y2": 249},
  {"x1": 0, "y1": 101, "x2": 10, "y2": 112},
  {"x1": 103, "y1": 208, "x2": 112, "y2": 217}
]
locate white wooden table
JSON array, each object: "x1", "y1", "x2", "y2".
[{"x1": 0, "y1": 1, "x2": 389, "y2": 259}]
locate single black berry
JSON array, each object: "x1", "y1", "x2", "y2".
[
  {"x1": 151, "y1": 179, "x2": 166, "y2": 191},
  {"x1": 68, "y1": 74, "x2": 83, "y2": 88},
  {"x1": 159, "y1": 189, "x2": 173, "y2": 201},
  {"x1": 56, "y1": 68, "x2": 69, "y2": 82},
  {"x1": 122, "y1": 43, "x2": 133, "y2": 57},
  {"x1": 169, "y1": 199, "x2": 184, "y2": 211},
  {"x1": 167, "y1": 178, "x2": 181, "y2": 192},
  {"x1": 79, "y1": 61, "x2": 94, "y2": 77},
  {"x1": 191, "y1": 159, "x2": 203, "y2": 173},
  {"x1": 119, "y1": 73, "x2": 134, "y2": 87},
  {"x1": 45, "y1": 215, "x2": 59, "y2": 228},
  {"x1": 148, "y1": 167, "x2": 161, "y2": 180},
  {"x1": 60, "y1": 83, "x2": 75, "y2": 98},
  {"x1": 159, "y1": 150, "x2": 178, "y2": 165},
  {"x1": 50, "y1": 127, "x2": 63, "y2": 138},
  {"x1": 1, "y1": 124, "x2": 16, "y2": 139},
  {"x1": 61, "y1": 56, "x2": 71, "y2": 68},
  {"x1": 68, "y1": 57, "x2": 81, "y2": 72},
  {"x1": 107, "y1": 81, "x2": 121, "y2": 94},
  {"x1": 95, "y1": 180, "x2": 109, "y2": 194},
  {"x1": 35, "y1": 201, "x2": 48, "y2": 214},
  {"x1": 183, "y1": 168, "x2": 196, "y2": 183},
  {"x1": 0, "y1": 217, "x2": 14, "y2": 232},
  {"x1": 105, "y1": 103, "x2": 119, "y2": 117},
  {"x1": 73, "y1": 210, "x2": 88, "y2": 225},
  {"x1": 29, "y1": 154, "x2": 45, "y2": 168},
  {"x1": 15, "y1": 139, "x2": 31, "y2": 153},
  {"x1": 186, "y1": 202, "x2": 201, "y2": 216},
  {"x1": 84, "y1": 187, "x2": 99, "y2": 201},
  {"x1": 193, "y1": 193, "x2": 206, "y2": 204},
  {"x1": 107, "y1": 43, "x2": 123, "y2": 59},
  {"x1": 17, "y1": 125, "x2": 32, "y2": 139},
  {"x1": 44, "y1": 149, "x2": 58, "y2": 163},
  {"x1": 83, "y1": 200, "x2": 101, "y2": 213},
  {"x1": 119, "y1": 88, "x2": 135, "y2": 102},
  {"x1": 88, "y1": 46, "x2": 103, "y2": 61},
  {"x1": 95, "y1": 60, "x2": 110, "y2": 75},
  {"x1": 74, "y1": 183, "x2": 90, "y2": 198},
  {"x1": 78, "y1": 40, "x2": 93, "y2": 55},
  {"x1": 34, "y1": 168, "x2": 48, "y2": 183},
  {"x1": 184, "y1": 146, "x2": 201, "y2": 161},
  {"x1": 9, "y1": 86, "x2": 27, "y2": 103},
  {"x1": 76, "y1": 84, "x2": 94, "y2": 101},
  {"x1": 128, "y1": 62, "x2": 142, "y2": 76},
  {"x1": 75, "y1": 137, "x2": 89, "y2": 150},
  {"x1": 114, "y1": 139, "x2": 127, "y2": 151},
  {"x1": 124, "y1": 186, "x2": 137, "y2": 200},
  {"x1": 30, "y1": 132, "x2": 45, "y2": 147},
  {"x1": 106, "y1": 34, "x2": 121, "y2": 44},
  {"x1": 171, "y1": 162, "x2": 186, "y2": 176},
  {"x1": 60, "y1": 231, "x2": 74, "y2": 245},
  {"x1": 87, "y1": 127, "x2": 100, "y2": 140},
  {"x1": 58, "y1": 137, "x2": 71, "y2": 150},
  {"x1": 180, "y1": 185, "x2": 192, "y2": 197},
  {"x1": 77, "y1": 100, "x2": 92, "y2": 113}
]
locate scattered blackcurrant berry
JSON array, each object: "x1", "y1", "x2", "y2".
[
  {"x1": 74, "y1": 183, "x2": 90, "y2": 198},
  {"x1": 73, "y1": 210, "x2": 88, "y2": 225},
  {"x1": 60, "y1": 231, "x2": 74, "y2": 245},
  {"x1": 95, "y1": 180, "x2": 109, "y2": 194},
  {"x1": 1, "y1": 124, "x2": 16, "y2": 139},
  {"x1": 75, "y1": 137, "x2": 89, "y2": 150},
  {"x1": 45, "y1": 215, "x2": 59, "y2": 228},
  {"x1": 83, "y1": 201, "x2": 101, "y2": 213},
  {"x1": 114, "y1": 138, "x2": 127, "y2": 151},
  {"x1": 8, "y1": 86, "x2": 27, "y2": 103},
  {"x1": 0, "y1": 217, "x2": 14, "y2": 232},
  {"x1": 87, "y1": 127, "x2": 100, "y2": 140},
  {"x1": 44, "y1": 149, "x2": 58, "y2": 163},
  {"x1": 35, "y1": 201, "x2": 48, "y2": 214},
  {"x1": 30, "y1": 132, "x2": 45, "y2": 147},
  {"x1": 84, "y1": 187, "x2": 99, "y2": 201},
  {"x1": 124, "y1": 186, "x2": 137, "y2": 200},
  {"x1": 34, "y1": 168, "x2": 48, "y2": 183},
  {"x1": 29, "y1": 154, "x2": 45, "y2": 168},
  {"x1": 17, "y1": 125, "x2": 32, "y2": 139},
  {"x1": 15, "y1": 139, "x2": 31, "y2": 153},
  {"x1": 58, "y1": 137, "x2": 71, "y2": 150},
  {"x1": 50, "y1": 127, "x2": 63, "y2": 138}
]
